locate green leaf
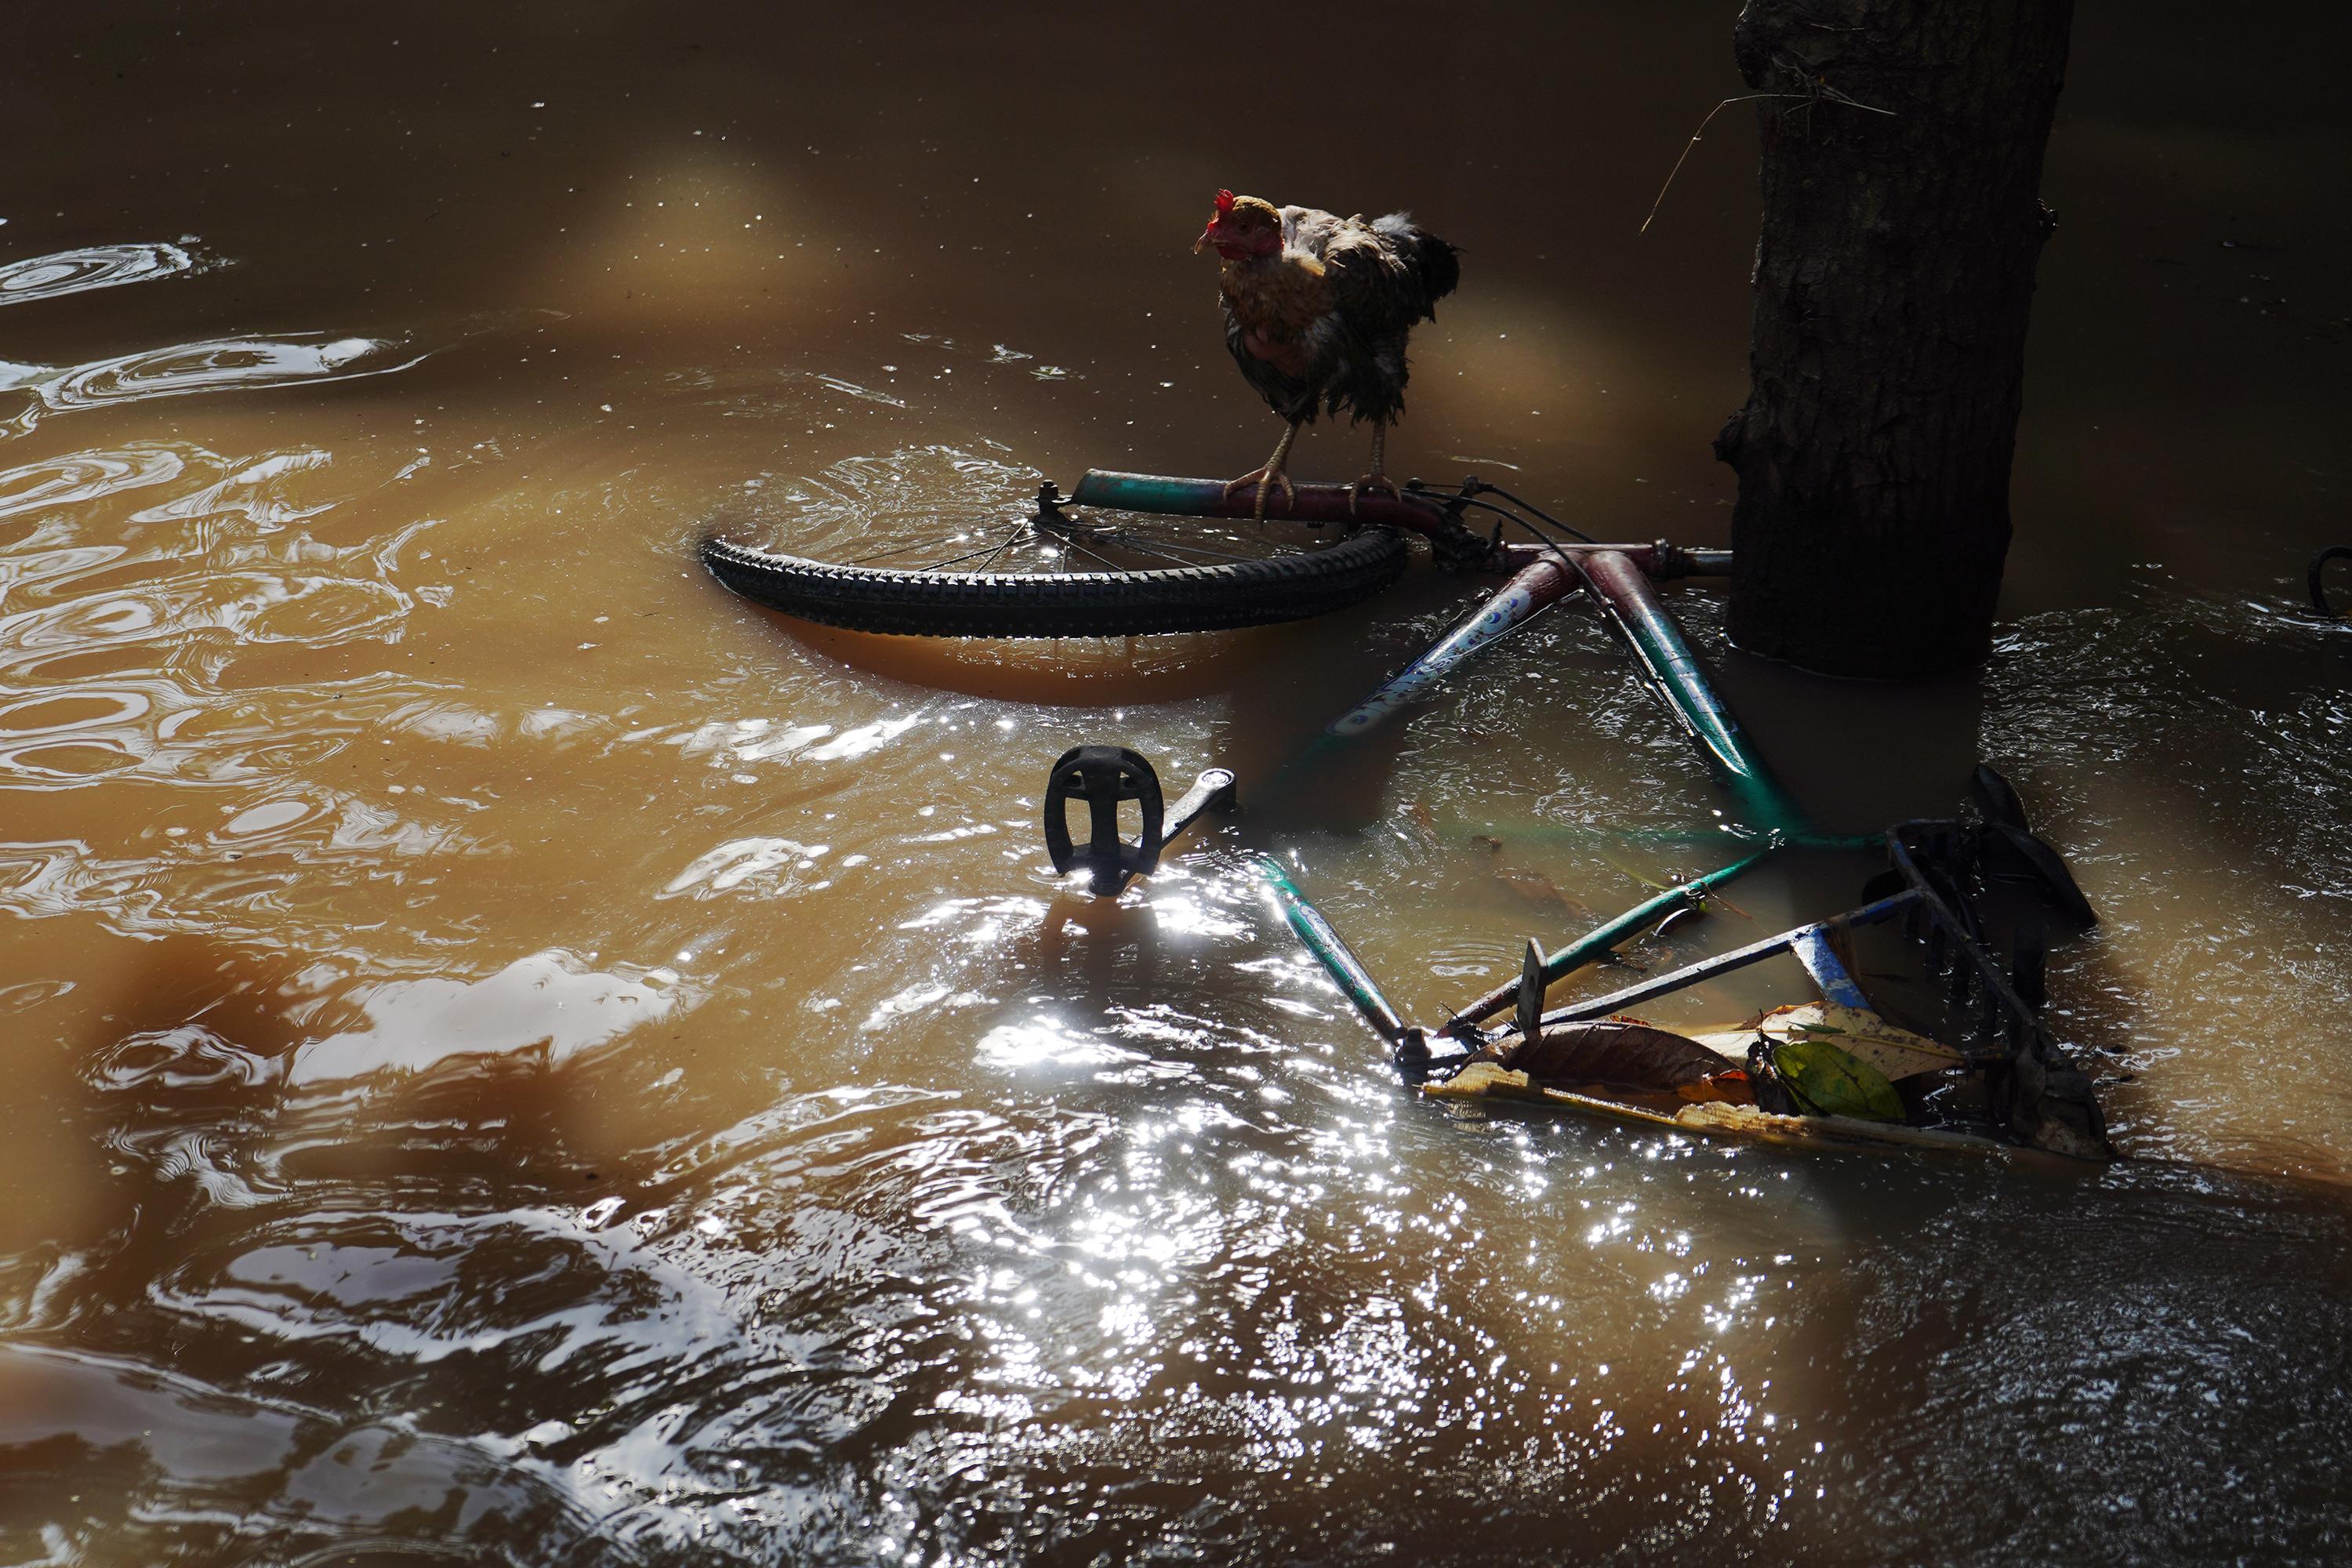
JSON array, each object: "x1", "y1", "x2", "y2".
[{"x1": 1772, "y1": 1037, "x2": 1905, "y2": 1122}]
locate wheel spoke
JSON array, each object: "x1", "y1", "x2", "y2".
[
  {"x1": 1085, "y1": 537, "x2": 1217, "y2": 569},
  {"x1": 916, "y1": 520, "x2": 1035, "y2": 572},
  {"x1": 1058, "y1": 535, "x2": 1130, "y2": 572},
  {"x1": 1101, "y1": 534, "x2": 1277, "y2": 564},
  {"x1": 847, "y1": 534, "x2": 977, "y2": 567},
  {"x1": 967, "y1": 521, "x2": 1040, "y2": 573}
]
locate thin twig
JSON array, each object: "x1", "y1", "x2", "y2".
[{"x1": 1639, "y1": 89, "x2": 1896, "y2": 235}]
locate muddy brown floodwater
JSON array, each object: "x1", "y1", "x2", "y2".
[{"x1": 2, "y1": 2, "x2": 2350, "y2": 1563}]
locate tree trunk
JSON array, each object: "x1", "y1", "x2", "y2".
[{"x1": 1715, "y1": 0, "x2": 2074, "y2": 678}]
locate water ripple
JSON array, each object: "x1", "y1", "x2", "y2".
[
  {"x1": 0, "y1": 444, "x2": 185, "y2": 519},
  {"x1": 33, "y1": 333, "x2": 421, "y2": 414},
  {"x1": 0, "y1": 445, "x2": 439, "y2": 791},
  {"x1": 286, "y1": 951, "x2": 694, "y2": 1087},
  {"x1": 732, "y1": 445, "x2": 1044, "y2": 559},
  {"x1": 0, "y1": 1343, "x2": 631, "y2": 1566},
  {"x1": 0, "y1": 241, "x2": 199, "y2": 306}
]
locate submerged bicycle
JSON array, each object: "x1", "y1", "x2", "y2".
[{"x1": 700, "y1": 470, "x2": 2114, "y2": 1159}]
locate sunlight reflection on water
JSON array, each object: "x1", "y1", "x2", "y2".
[
  {"x1": 0, "y1": 2, "x2": 2349, "y2": 1564},
  {"x1": 0, "y1": 241, "x2": 199, "y2": 307}
]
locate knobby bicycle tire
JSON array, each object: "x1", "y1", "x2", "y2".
[{"x1": 699, "y1": 527, "x2": 1410, "y2": 637}]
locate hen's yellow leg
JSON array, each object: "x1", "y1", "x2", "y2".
[
  {"x1": 1222, "y1": 420, "x2": 1301, "y2": 521},
  {"x1": 1345, "y1": 420, "x2": 1403, "y2": 514}
]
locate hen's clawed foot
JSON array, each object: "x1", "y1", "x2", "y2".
[
  {"x1": 1221, "y1": 466, "x2": 1297, "y2": 521},
  {"x1": 1345, "y1": 471, "x2": 1404, "y2": 516}
]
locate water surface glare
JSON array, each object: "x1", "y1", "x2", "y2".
[
  {"x1": 0, "y1": 242, "x2": 198, "y2": 307},
  {"x1": 2, "y1": 2, "x2": 2349, "y2": 1564}
]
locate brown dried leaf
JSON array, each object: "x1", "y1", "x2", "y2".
[{"x1": 1503, "y1": 1016, "x2": 1727, "y2": 1090}]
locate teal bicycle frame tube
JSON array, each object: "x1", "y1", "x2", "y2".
[
  {"x1": 1572, "y1": 549, "x2": 1809, "y2": 836},
  {"x1": 1449, "y1": 848, "x2": 1775, "y2": 1029},
  {"x1": 1255, "y1": 855, "x2": 1414, "y2": 1046}
]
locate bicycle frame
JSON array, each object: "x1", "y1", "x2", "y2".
[
  {"x1": 1044, "y1": 472, "x2": 2112, "y2": 1159},
  {"x1": 1066, "y1": 470, "x2": 1803, "y2": 835}
]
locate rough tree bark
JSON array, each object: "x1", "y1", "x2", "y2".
[{"x1": 1714, "y1": 0, "x2": 2074, "y2": 678}]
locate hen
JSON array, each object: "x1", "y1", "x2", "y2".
[{"x1": 1194, "y1": 189, "x2": 1460, "y2": 517}]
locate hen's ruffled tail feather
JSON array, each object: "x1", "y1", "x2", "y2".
[{"x1": 1373, "y1": 211, "x2": 1461, "y2": 318}]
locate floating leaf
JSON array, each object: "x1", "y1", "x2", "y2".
[
  {"x1": 1505, "y1": 1017, "x2": 1725, "y2": 1090},
  {"x1": 1772, "y1": 1037, "x2": 1905, "y2": 1122}
]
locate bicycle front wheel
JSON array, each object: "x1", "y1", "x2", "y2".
[{"x1": 702, "y1": 503, "x2": 1410, "y2": 638}]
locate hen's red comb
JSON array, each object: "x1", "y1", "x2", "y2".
[{"x1": 1214, "y1": 189, "x2": 1235, "y2": 214}]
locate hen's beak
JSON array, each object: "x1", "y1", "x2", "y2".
[{"x1": 1192, "y1": 221, "x2": 1221, "y2": 255}]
